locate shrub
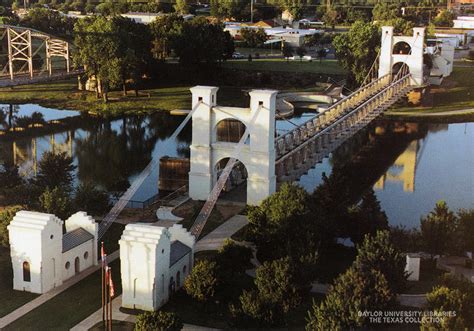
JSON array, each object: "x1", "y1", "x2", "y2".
[{"x1": 134, "y1": 311, "x2": 183, "y2": 331}]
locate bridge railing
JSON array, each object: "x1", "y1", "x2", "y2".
[
  {"x1": 275, "y1": 73, "x2": 412, "y2": 164},
  {"x1": 275, "y1": 74, "x2": 391, "y2": 159}
]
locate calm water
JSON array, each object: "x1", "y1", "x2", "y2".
[{"x1": 1, "y1": 104, "x2": 473, "y2": 228}]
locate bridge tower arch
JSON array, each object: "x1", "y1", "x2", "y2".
[
  {"x1": 378, "y1": 26, "x2": 425, "y2": 86},
  {"x1": 188, "y1": 86, "x2": 278, "y2": 205}
]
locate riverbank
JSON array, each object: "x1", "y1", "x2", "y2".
[
  {"x1": 385, "y1": 65, "x2": 474, "y2": 121},
  {"x1": 0, "y1": 80, "x2": 192, "y2": 116}
]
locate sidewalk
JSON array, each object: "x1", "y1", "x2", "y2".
[
  {"x1": 0, "y1": 251, "x2": 119, "y2": 330},
  {"x1": 195, "y1": 215, "x2": 248, "y2": 252}
]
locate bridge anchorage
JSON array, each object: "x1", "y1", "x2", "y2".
[{"x1": 0, "y1": 25, "x2": 81, "y2": 87}]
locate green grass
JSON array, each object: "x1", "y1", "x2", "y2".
[
  {"x1": 0, "y1": 248, "x2": 38, "y2": 318},
  {"x1": 4, "y1": 259, "x2": 122, "y2": 331},
  {"x1": 179, "y1": 202, "x2": 227, "y2": 240},
  {"x1": 223, "y1": 58, "x2": 346, "y2": 75},
  {"x1": 0, "y1": 79, "x2": 192, "y2": 116},
  {"x1": 0, "y1": 80, "x2": 255, "y2": 116},
  {"x1": 386, "y1": 66, "x2": 474, "y2": 118}
]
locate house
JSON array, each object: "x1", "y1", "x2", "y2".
[
  {"x1": 453, "y1": 15, "x2": 474, "y2": 29},
  {"x1": 8, "y1": 211, "x2": 98, "y2": 294},
  {"x1": 120, "y1": 223, "x2": 195, "y2": 311}
]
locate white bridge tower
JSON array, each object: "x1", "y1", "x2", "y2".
[
  {"x1": 188, "y1": 86, "x2": 278, "y2": 205},
  {"x1": 378, "y1": 26, "x2": 425, "y2": 86}
]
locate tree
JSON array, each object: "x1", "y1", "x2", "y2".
[
  {"x1": 322, "y1": 7, "x2": 338, "y2": 30},
  {"x1": 234, "y1": 256, "x2": 311, "y2": 327},
  {"x1": 354, "y1": 230, "x2": 407, "y2": 293},
  {"x1": 173, "y1": 17, "x2": 234, "y2": 65},
  {"x1": 372, "y1": 2, "x2": 399, "y2": 22},
  {"x1": 20, "y1": 8, "x2": 76, "y2": 38},
  {"x1": 457, "y1": 209, "x2": 474, "y2": 254},
  {"x1": 74, "y1": 182, "x2": 111, "y2": 216},
  {"x1": 74, "y1": 16, "x2": 120, "y2": 100},
  {"x1": 420, "y1": 201, "x2": 457, "y2": 258},
  {"x1": 39, "y1": 187, "x2": 72, "y2": 219},
  {"x1": 111, "y1": 16, "x2": 152, "y2": 96},
  {"x1": 173, "y1": 0, "x2": 189, "y2": 14},
  {"x1": 347, "y1": 189, "x2": 389, "y2": 245},
  {"x1": 0, "y1": 206, "x2": 23, "y2": 248},
  {"x1": 295, "y1": 46, "x2": 306, "y2": 60},
  {"x1": 0, "y1": 163, "x2": 23, "y2": 192},
  {"x1": 306, "y1": 266, "x2": 396, "y2": 330},
  {"x1": 332, "y1": 20, "x2": 380, "y2": 87},
  {"x1": 149, "y1": 14, "x2": 184, "y2": 60},
  {"x1": 184, "y1": 260, "x2": 219, "y2": 302},
  {"x1": 433, "y1": 10, "x2": 454, "y2": 27},
  {"x1": 134, "y1": 311, "x2": 183, "y2": 331},
  {"x1": 36, "y1": 151, "x2": 76, "y2": 191},
  {"x1": 316, "y1": 48, "x2": 327, "y2": 63},
  {"x1": 282, "y1": 43, "x2": 293, "y2": 62},
  {"x1": 423, "y1": 275, "x2": 474, "y2": 329},
  {"x1": 240, "y1": 28, "x2": 267, "y2": 49}
]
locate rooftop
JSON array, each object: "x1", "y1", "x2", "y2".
[
  {"x1": 62, "y1": 227, "x2": 94, "y2": 253},
  {"x1": 170, "y1": 240, "x2": 192, "y2": 267}
]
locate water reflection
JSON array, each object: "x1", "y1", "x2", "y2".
[{"x1": 0, "y1": 105, "x2": 189, "y2": 201}]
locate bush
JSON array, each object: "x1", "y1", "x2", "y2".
[
  {"x1": 74, "y1": 182, "x2": 111, "y2": 216},
  {"x1": 183, "y1": 260, "x2": 219, "y2": 302},
  {"x1": 134, "y1": 311, "x2": 183, "y2": 331},
  {"x1": 0, "y1": 206, "x2": 23, "y2": 248},
  {"x1": 39, "y1": 187, "x2": 72, "y2": 220}
]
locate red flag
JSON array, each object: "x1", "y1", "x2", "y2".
[{"x1": 108, "y1": 268, "x2": 115, "y2": 298}]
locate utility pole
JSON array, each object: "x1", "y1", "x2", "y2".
[{"x1": 251, "y1": 0, "x2": 254, "y2": 23}]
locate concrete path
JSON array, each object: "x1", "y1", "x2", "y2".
[
  {"x1": 0, "y1": 251, "x2": 119, "y2": 330},
  {"x1": 195, "y1": 215, "x2": 248, "y2": 252},
  {"x1": 70, "y1": 295, "x2": 135, "y2": 331}
]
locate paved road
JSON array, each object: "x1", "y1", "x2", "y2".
[{"x1": 0, "y1": 251, "x2": 119, "y2": 330}]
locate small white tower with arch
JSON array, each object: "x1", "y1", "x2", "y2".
[
  {"x1": 188, "y1": 86, "x2": 278, "y2": 205},
  {"x1": 378, "y1": 26, "x2": 425, "y2": 86}
]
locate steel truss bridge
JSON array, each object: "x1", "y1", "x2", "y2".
[{"x1": 0, "y1": 25, "x2": 81, "y2": 87}]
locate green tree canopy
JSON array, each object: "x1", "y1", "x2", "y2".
[
  {"x1": 332, "y1": 20, "x2": 380, "y2": 87},
  {"x1": 149, "y1": 14, "x2": 184, "y2": 60},
  {"x1": 0, "y1": 205, "x2": 23, "y2": 248},
  {"x1": 420, "y1": 200, "x2": 458, "y2": 258},
  {"x1": 36, "y1": 151, "x2": 76, "y2": 191},
  {"x1": 39, "y1": 186, "x2": 72, "y2": 220},
  {"x1": 184, "y1": 259, "x2": 219, "y2": 302},
  {"x1": 240, "y1": 28, "x2": 267, "y2": 48},
  {"x1": 354, "y1": 230, "x2": 407, "y2": 293},
  {"x1": 73, "y1": 182, "x2": 111, "y2": 216},
  {"x1": 306, "y1": 266, "x2": 396, "y2": 330}
]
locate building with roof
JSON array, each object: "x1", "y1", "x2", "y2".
[
  {"x1": 8, "y1": 211, "x2": 98, "y2": 294},
  {"x1": 120, "y1": 223, "x2": 195, "y2": 311}
]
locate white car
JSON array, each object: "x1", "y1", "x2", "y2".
[{"x1": 232, "y1": 52, "x2": 245, "y2": 59}]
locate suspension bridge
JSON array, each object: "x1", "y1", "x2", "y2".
[
  {"x1": 0, "y1": 24, "x2": 80, "y2": 87},
  {"x1": 89, "y1": 26, "x2": 425, "y2": 240}
]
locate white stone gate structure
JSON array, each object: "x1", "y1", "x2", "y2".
[
  {"x1": 378, "y1": 26, "x2": 425, "y2": 86},
  {"x1": 188, "y1": 86, "x2": 278, "y2": 205}
]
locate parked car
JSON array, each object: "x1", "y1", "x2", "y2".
[{"x1": 232, "y1": 52, "x2": 245, "y2": 59}]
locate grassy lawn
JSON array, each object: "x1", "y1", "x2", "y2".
[
  {"x1": 0, "y1": 248, "x2": 38, "y2": 318},
  {"x1": 4, "y1": 260, "x2": 122, "y2": 331},
  {"x1": 223, "y1": 58, "x2": 346, "y2": 75},
  {"x1": 386, "y1": 66, "x2": 474, "y2": 119},
  {"x1": 0, "y1": 79, "x2": 192, "y2": 116}
]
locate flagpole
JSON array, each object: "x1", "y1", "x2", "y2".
[
  {"x1": 105, "y1": 266, "x2": 109, "y2": 331},
  {"x1": 101, "y1": 242, "x2": 105, "y2": 327},
  {"x1": 109, "y1": 267, "x2": 113, "y2": 331}
]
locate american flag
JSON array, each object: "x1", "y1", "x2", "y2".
[
  {"x1": 108, "y1": 267, "x2": 115, "y2": 298},
  {"x1": 101, "y1": 242, "x2": 106, "y2": 267}
]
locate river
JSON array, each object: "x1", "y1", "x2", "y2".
[{"x1": 1, "y1": 104, "x2": 472, "y2": 228}]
